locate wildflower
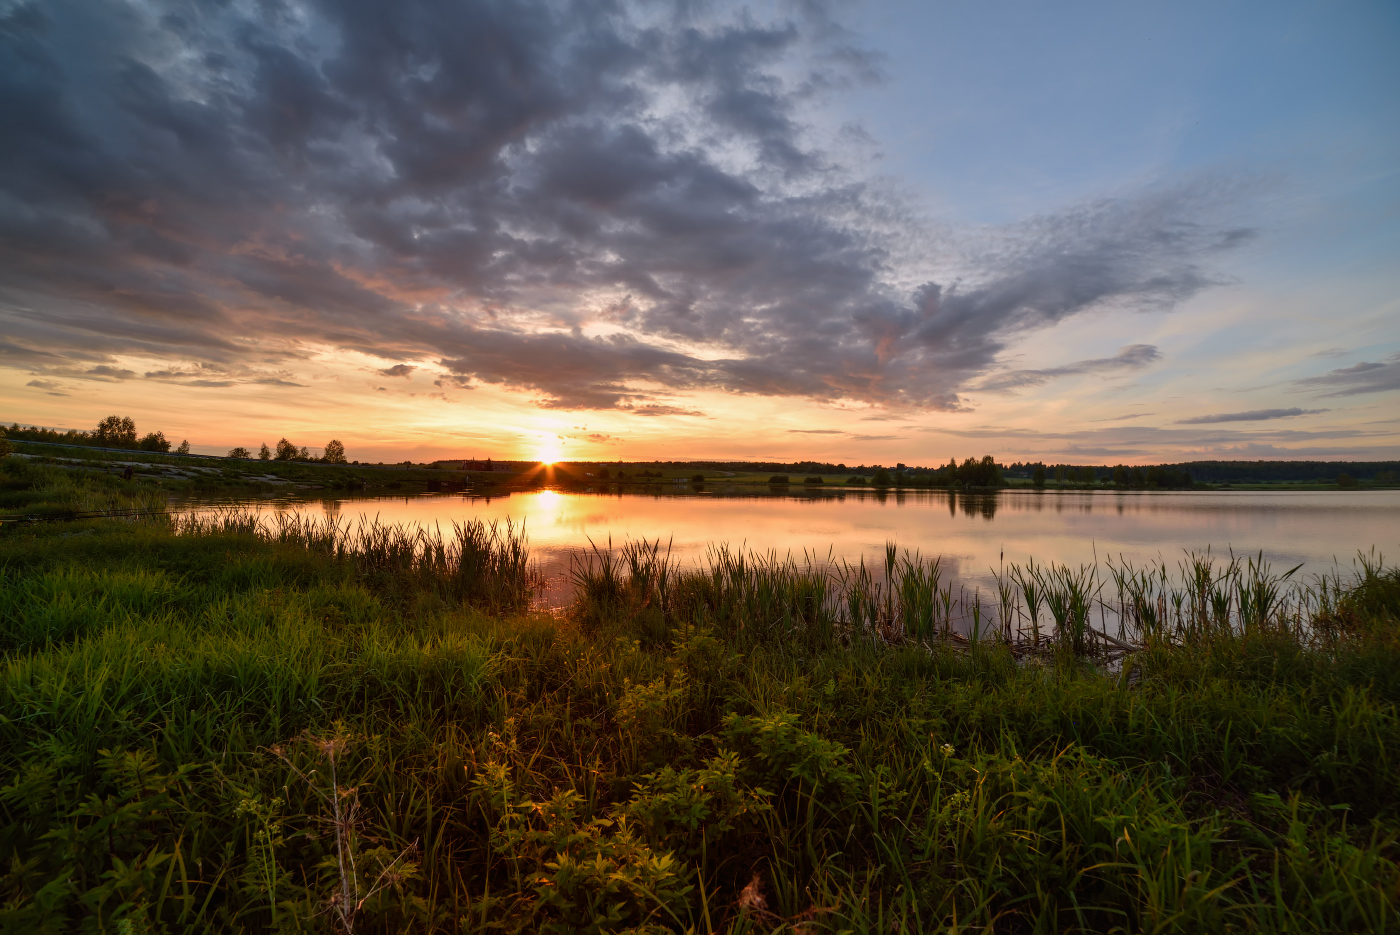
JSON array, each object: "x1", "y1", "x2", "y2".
[{"x1": 941, "y1": 743, "x2": 955, "y2": 757}]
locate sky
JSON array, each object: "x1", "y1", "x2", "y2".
[{"x1": 1, "y1": 0, "x2": 1397, "y2": 465}]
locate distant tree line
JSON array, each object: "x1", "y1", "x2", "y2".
[
  {"x1": 227, "y1": 437, "x2": 346, "y2": 463},
  {"x1": 4, "y1": 416, "x2": 189, "y2": 454}
]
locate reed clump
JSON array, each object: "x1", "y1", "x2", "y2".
[{"x1": 0, "y1": 511, "x2": 1398, "y2": 933}]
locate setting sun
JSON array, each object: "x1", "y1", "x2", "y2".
[{"x1": 537, "y1": 439, "x2": 563, "y2": 464}]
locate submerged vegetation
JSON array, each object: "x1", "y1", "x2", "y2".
[{"x1": 0, "y1": 462, "x2": 1398, "y2": 932}]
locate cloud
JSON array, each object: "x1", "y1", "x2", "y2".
[
  {"x1": 378, "y1": 364, "x2": 416, "y2": 378},
  {"x1": 85, "y1": 365, "x2": 136, "y2": 381},
  {"x1": 1175, "y1": 407, "x2": 1328, "y2": 424},
  {"x1": 584, "y1": 433, "x2": 618, "y2": 444},
  {"x1": 975, "y1": 345, "x2": 1161, "y2": 392},
  {"x1": 0, "y1": 0, "x2": 1253, "y2": 414},
  {"x1": 25, "y1": 378, "x2": 67, "y2": 395},
  {"x1": 1091, "y1": 412, "x2": 1155, "y2": 422},
  {"x1": 849, "y1": 434, "x2": 902, "y2": 441},
  {"x1": 628, "y1": 404, "x2": 705, "y2": 417},
  {"x1": 788, "y1": 429, "x2": 844, "y2": 434},
  {"x1": 1295, "y1": 356, "x2": 1400, "y2": 397}
]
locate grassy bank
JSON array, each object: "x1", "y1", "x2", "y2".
[
  {"x1": 1, "y1": 501, "x2": 1398, "y2": 930},
  {"x1": 1, "y1": 442, "x2": 486, "y2": 517}
]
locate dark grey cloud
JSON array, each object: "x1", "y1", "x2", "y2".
[
  {"x1": 975, "y1": 345, "x2": 1161, "y2": 392},
  {"x1": 0, "y1": 0, "x2": 1252, "y2": 412},
  {"x1": 378, "y1": 364, "x2": 416, "y2": 378},
  {"x1": 1295, "y1": 356, "x2": 1400, "y2": 397},
  {"x1": 1175, "y1": 407, "x2": 1328, "y2": 425}
]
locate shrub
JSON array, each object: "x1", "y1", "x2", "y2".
[
  {"x1": 228, "y1": 446, "x2": 252, "y2": 459},
  {"x1": 768, "y1": 475, "x2": 790, "y2": 485},
  {"x1": 1338, "y1": 472, "x2": 1358, "y2": 488}
]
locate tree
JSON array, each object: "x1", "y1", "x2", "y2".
[
  {"x1": 176, "y1": 439, "x2": 191, "y2": 454},
  {"x1": 275, "y1": 438, "x2": 298, "y2": 461},
  {"x1": 259, "y1": 443, "x2": 272, "y2": 460},
  {"x1": 228, "y1": 446, "x2": 252, "y2": 459},
  {"x1": 1337, "y1": 472, "x2": 1358, "y2": 488},
  {"x1": 1032, "y1": 464, "x2": 1046, "y2": 488},
  {"x1": 94, "y1": 415, "x2": 137, "y2": 447},
  {"x1": 323, "y1": 439, "x2": 347, "y2": 464},
  {"x1": 138, "y1": 431, "x2": 170, "y2": 452},
  {"x1": 0, "y1": 428, "x2": 10, "y2": 460},
  {"x1": 871, "y1": 467, "x2": 892, "y2": 487},
  {"x1": 1113, "y1": 465, "x2": 1129, "y2": 487}
]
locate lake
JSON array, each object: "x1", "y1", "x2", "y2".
[{"x1": 191, "y1": 486, "x2": 1400, "y2": 607}]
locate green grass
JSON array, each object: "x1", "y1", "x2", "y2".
[{"x1": 0, "y1": 470, "x2": 1398, "y2": 932}]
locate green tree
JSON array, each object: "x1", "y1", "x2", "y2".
[
  {"x1": 176, "y1": 439, "x2": 191, "y2": 455},
  {"x1": 1113, "y1": 465, "x2": 1129, "y2": 487},
  {"x1": 0, "y1": 428, "x2": 11, "y2": 460},
  {"x1": 323, "y1": 439, "x2": 347, "y2": 464},
  {"x1": 1032, "y1": 464, "x2": 1046, "y2": 487},
  {"x1": 1337, "y1": 472, "x2": 1358, "y2": 488},
  {"x1": 871, "y1": 467, "x2": 892, "y2": 487},
  {"x1": 228, "y1": 446, "x2": 252, "y2": 459},
  {"x1": 94, "y1": 415, "x2": 137, "y2": 447},
  {"x1": 259, "y1": 443, "x2": 272, "y2": 460},
  {"x1": 275, "y1": 438, "x2": 298, "y2": 461}
]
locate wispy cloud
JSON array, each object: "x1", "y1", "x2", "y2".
[
  {"x1": 1175, "y1": 408, "x2": 1328, "y2": 424},
  {"x1": 1091, "y1": 412, "x2": 1156, "y2": 422},
  {"x1": 788, "y1": 429, "x2": 845, "y2": 434},
  {"x1": 975, "y1": 345, "x2": 1161, "y2": 392},
  {"x1": 25, "y1": 378, "x2": 67, "y2": 396},
  {"x1": 629, "y1": 404, "x2": 706, "y2": 418},
  {"x1": 1295, "y1": 356, "x2": 1400, "y2": 397}
]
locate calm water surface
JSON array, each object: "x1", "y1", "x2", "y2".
[{"x1": 195, "y1": 487, "x2": 1400, "y2": 605}]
